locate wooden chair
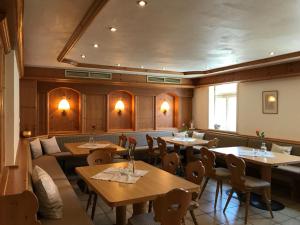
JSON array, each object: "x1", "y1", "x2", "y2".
[
  {"x1": 118, "y1": 134, "x2": 127, "y2": 148},
  {"x1": 86, "y1": 149, "x2": 113, "y2": 220},
  {"x1": 129, "y1": 188, "x2": 192, "y2": 225},
  {"x1": 193, "y1": 138, "x2": 219, "y2": 160},
  {"x1": 185, "y1": 160, "x2": 205, "y2": 225},
  {"x1": 223, "y1": 154, "x2": 273, "y2": 224},
  {"x1": 157, "y1": 137, "x2": 168, "y2": 158},
  {"x1": 146, "y1": 134, "x2": 160, "y2": 165},
  {"x1": 161, "y1": 152, "x2": 180, "y2": 175},
  {"x1": 198, "y1": 147, "x2": 230, "y2": 209}
]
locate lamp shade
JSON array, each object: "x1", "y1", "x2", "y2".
[
  {"x1": 115, "y1": 100, "x2": 125, "y2": 112},
  {"x1": 161, "y1": 101, "x2": 170, "y2": 113},
  {"x1": 58, "y1": 98, "x2": 70, "y2": 111}
]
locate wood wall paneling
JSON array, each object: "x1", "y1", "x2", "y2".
[
  {"x1": 178, "y1": 97, "x2": 192, "y2": 127},
  {"x1": 84, "y1": 94, "x2": 106, "y2": 132},
  {"x1": 156, "y1": 93, "x2": 175, "y2": 129},
  {"x1": 20, "y1": 80, "x2": 37, "y2": 136},
  {"x1": 136, "y1": 96, "x2": 155, "y2": 130},
  {"x1": 108, "y1": 91, "x2": 133, "y2": 131},
  {"x1": 0, "y1": 37, "x2": 4, "y2": 174},
  {"x1": 48, "y1": 87, "x2": 81, "y2": 134}
]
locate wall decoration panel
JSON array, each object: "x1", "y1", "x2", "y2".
[
  {"x1": 136, "y1": 96, "x2": 155, "y2": 130},
  {"x1": 156, "y1": 93, "x2": 175, "y2": 129}
]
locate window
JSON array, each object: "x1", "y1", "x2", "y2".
[{"x1": 209, "y1": 83, "x2": 237, "y2": 132}]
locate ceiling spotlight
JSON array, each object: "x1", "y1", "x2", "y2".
[
  {"x1": 81, "y1": 54, "x2": 86, "y2": 59},
  {"x1": 117, "y1": 64, "x2": 121, "y2": 67},
  {"x1": 137, "y1": 0, "x2": 147, "y2": 7},
  {"x1": 162, "y1": 67, "x2": 166, "y2": 70},
  {"x1": 269, "y1": 52, "x2": 275, "y2": 56},
  {"x1": 109, "y1": 27, "x2": 117, "y2": 32},
  {"x1": 141, "y1": 66, "x2": 144, "y2": 69},
  {"x1": 93, "y1": 43, "x2": 99, "y2": 48}
]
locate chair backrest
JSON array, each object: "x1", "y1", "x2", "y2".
[
  {"x1": 185, "y1": 160, "x2": 205, "y2": 185},
  {"x1": 200, "y1": 147, "x2": 216, "y2": 177},
  {"x1": 207, "y1": 138, "x2": 219, "y2": 148},
  {"x1": 118, "y1": 134, "x2": 127, "y2": 148},
  {"x1": 87, "y1": 149, "x2": 114, "y2": 166},
  {"x1": 157, "y1": 137, "x2": 167, "y2": 157},
  {"x1": 162, "y1": 152, "x2": 180, "y2": 175},
  {"x1": 128, "y1": 137, "x2": 137, "y2": 157},
  {"x1": 146, "y1": 134, "x2": 155, "y2": 154},
  {"x1": 225, "y1": 154, "x2": 246, "y2": 190},
  {"x1": 153, "y1": 188, "x2": 192, "y2": 225}
]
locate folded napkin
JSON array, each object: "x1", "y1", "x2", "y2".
[
  {"x1": 77, "y1": 143, "x2": 110, "y2": 149},
  {"x1": 91, "y1": 167, "x2": 148, "y2": 184}
]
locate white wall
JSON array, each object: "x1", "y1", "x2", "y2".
[
  {"x1": 4, "y1": 51, "x2": 20, "y2": 166},
  {"x1": 193, "y1": 76, "x2": 300, "y2": 141}
]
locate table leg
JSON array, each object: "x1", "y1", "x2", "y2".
[
  {"x1": 116, "y1": 206, "x2": 127, "y2": 225},
  {"x1": 174, "y1": 144, "x2": 181, "y2": 153},
  {"x1": 260, "y1": 166, "x2": 272, "y2": 199},
  {"x1": 186, "y1": 146, "x2": 194, "y2": 163},
  {"x1": 132, "y1": 202, "x2": 147, "y2": 216}
]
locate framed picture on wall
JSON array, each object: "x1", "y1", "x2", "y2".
[{"x1": 262, "y1": 90, "x2": 278, "y2": 114}]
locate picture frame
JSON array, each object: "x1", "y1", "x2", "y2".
[{"x1": 262, "y1": 90, "x2": 278, "y2": 114}]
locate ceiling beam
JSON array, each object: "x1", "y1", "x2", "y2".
[{"x1": 57, "y1": 0, "x2": 110, "y2": 62}]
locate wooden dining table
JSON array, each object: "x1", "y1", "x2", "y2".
[
  {"x1": 210, "y1": 146, "x2": 300, "y2": 202},
  {"x1": 64, "y1": 141, "x2": 126, "y2": 156},
  {"x1": 160, "y1": 136, "x2": 209, "y2": 161},
  {"x1": 76, "y1": 161, "x2": 199, "y2": 225}
]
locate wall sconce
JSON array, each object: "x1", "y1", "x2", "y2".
[
  {"x1": 115, "y1": 100, "x2": 125, "y2": 115},
  {"x1": 58, "y1": 97, "x2": 70, "y2": 115},
  {"x1": 268, "y1": 95, "x2": 276, "y2": 102},
  {"x1": 160, "y1": 100, "x2": 170, "y2": 114}
]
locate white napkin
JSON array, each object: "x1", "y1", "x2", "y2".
[
  {"x1": 238, "y1": 150, "x2": 274, "y2": 158},
  {"x1": 91, "y1": 167, "x2": 148, "y2": 184}
]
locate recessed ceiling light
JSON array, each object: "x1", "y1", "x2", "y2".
[
  {"x1": 162, "y1": 67, "x2": 166, "y2": 70},
  {"x1": 117, "y1": 64, "x2": 121, "y2": 67},
  {"x1": 81, "y1": 54, "x2": 86, "y2": 59},
  {"x1": 93, "y1": 43, "x2": 99, "y2": 48},
  {"x1": 137, "y1": 1, "x2": 147, "y2": 7},
  {"x1": 109, "y1": 27, "x2": 117, "y2": 32},
  {"x1": 269, "y1": 52, "x2": 275, "y2": 56},
  {"x1": 141, "y1": 66, "x2": 144, "y2": 69}
]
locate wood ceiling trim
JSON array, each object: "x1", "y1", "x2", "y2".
[
  {"x1": 57, "y1": 0, "x2": 110, "y2": 62},
  {"x1": 0, "y1": 15, "x2": 12, "y2": 54},
  {"x1": 184, "y1": 51, "x2": 300, "y2": 76},
  {"x1": 62, "y1": 58, "x2": 184, "y2": 76}
]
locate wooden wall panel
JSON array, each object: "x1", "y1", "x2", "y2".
[
  {"x1": 136, "y1": 96, "x2": 154, "y2": 130},
  {"x1": 108, "y1": 91, "x2": 133, "y2": 130},
  {"x1": 37, "y1": 92, "x2": 47, "y2": 135},
  {"x1": 0, "y1": 38, "x2": 4, "y2": 173},
  {"x1": 156, "y1": 93, "x2": 175, "y2": 129},
  {"x1": 20, "y1": 80, "x2": 37, "y2": 135},
  {"x1": 48, "y1": 88, "x2": 81, "y2": 133},
  {"x1": 178, "y1": 97, "x2": 192, "y2": 127},
  {"x1": 84, "y1": 94, "x2": 106, "y2": 132}
]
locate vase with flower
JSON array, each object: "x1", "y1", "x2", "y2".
[{"x1": 256, "y1": 130, "x2": 267, "y2": 154}]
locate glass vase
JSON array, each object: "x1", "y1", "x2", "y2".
[{"x1": 261, "y1": 141, "x2": 267, "y2": 155}]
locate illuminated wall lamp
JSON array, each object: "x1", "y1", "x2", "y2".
[
  {"x1": 115, "y1": 100, "x2": 125, "y2": 115},
  {"x1": 160, "y1": 101, "x2": 170, "y2": 114},
  {"x1": 58, "y1": 97, "x2": 70, "y2": 116},
  {"x1": 268, "y1": 96, "x2": 276, "y2": 102}
]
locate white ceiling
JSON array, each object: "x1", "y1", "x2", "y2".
[{"x1": 25, "y1": 0, "x2": 300, "y2": 72}]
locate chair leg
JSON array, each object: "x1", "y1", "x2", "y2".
[
  {"x1": 220, "y1": 181, "x2": 223, "y2": 196},
  {"x1": 190, "y1": 210, "x2": 198, "y2": 225},
  {"x1": 91, "y1": 193, "x2": 98, "y2": 220},
  {"x1": 263, "y1": 189, "x2": 274, "y2": 218},
  {"x1": 214, "y1": 180, "x2": 220, "y2": 209},
  {"x1": 244, "y1": 192, "x2": 251, "y2": 224},
  {"x1": 223, "y1": 189, "x2": 234, "y2": 213},
  {"x1": 86, "y1": 192, "x2": 92, "y2": 211},
  {"x1": 198, "y1": 177, "x2": 209, "y2": 200}
]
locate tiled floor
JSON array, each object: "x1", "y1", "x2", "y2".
[{"x1": 71, "y1": 175, "x2": 300, "y2": 225}]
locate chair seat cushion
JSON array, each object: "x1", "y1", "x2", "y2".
[
  {"x1": 244, "y1": 176, "x2": 270, "y2": 188},
  {"x1": 128, "y1": 213, "x2": 159, "y2": 225},
  {"x1": 215, "y1": 167, "x2": 231, "y2": 178}
]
